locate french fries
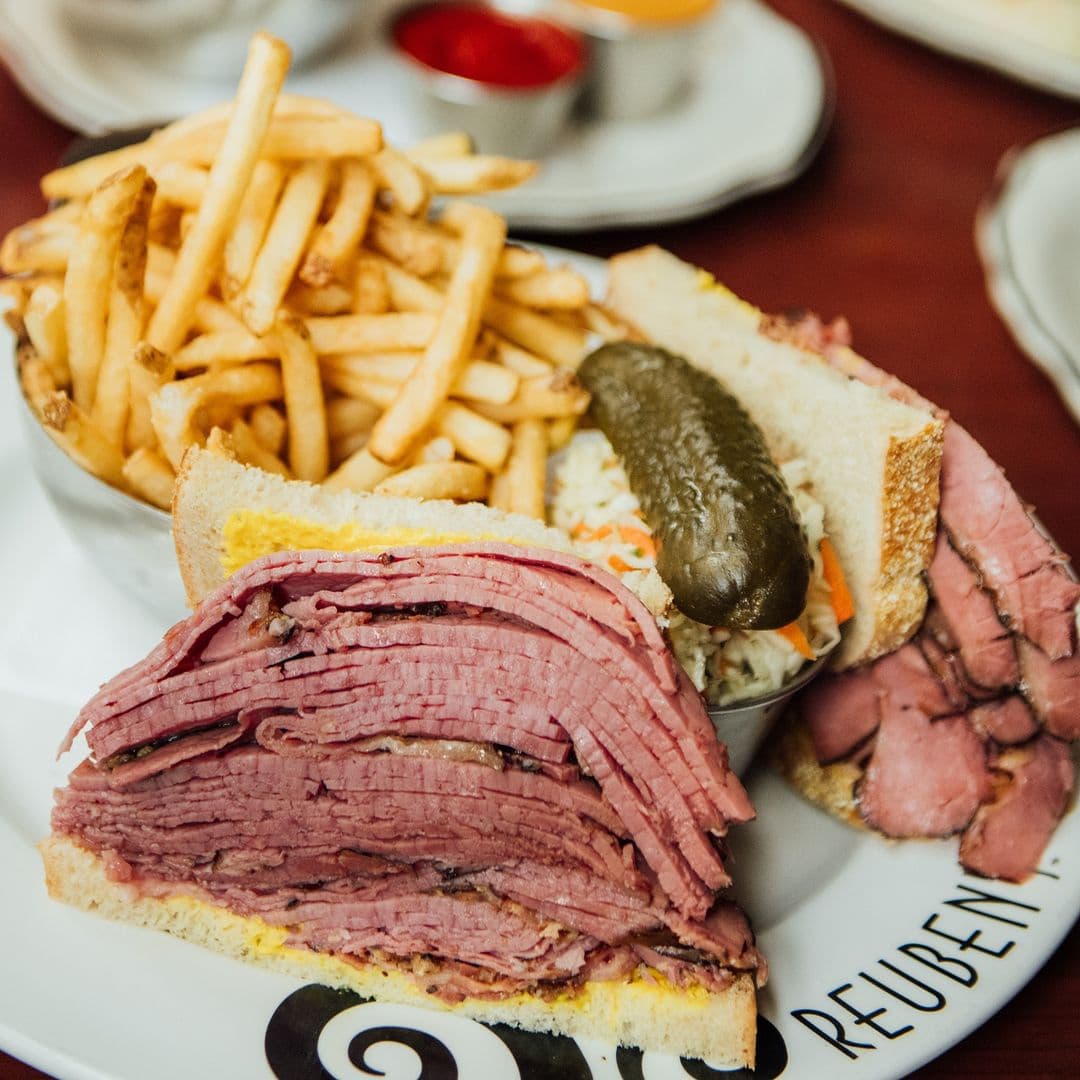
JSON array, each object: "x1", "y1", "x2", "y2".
[
  {"x1": 147, "y1": 32, "x2": 290, "y2": 353},
  {"x1": 374, "y1": 461, "x2": 487, "y2": 502},
  {"x1": 2, "y1": 31, "x2": 605, "y2": 519},
  {"x1": 64, "y1": 165, "x2": 148, "y2": 409},
  {"x1": 270, "y1": 317, "x2": 328, "y2": 482},
  {"x1": 240, "y1": 157, "x2": 330, "y2": 334},
  {"x1": 222, "y1": 159, "x2": 286, "y2": 298},
  {"x1": 499, "y1": 419, "x2": 548, "y2": 520},
  {"x1": 300, "y1": 159, "x2": 375, "y2": 287},
  {"x1": 93, "y1": 174, "x2": 154, "y2": 446},
  {"x1": 367, "y1": 203, "x2": 506, "y2": 464},
  {"x1": 122, "y1": 448, "x2": 175, "y2": 510},
  {"x1": 23, "y1": 282, "x2": 69, "y2": 385}
]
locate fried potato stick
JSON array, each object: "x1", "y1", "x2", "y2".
[
  {"x1": 40, "y1": 391, "x2": 126, "y2": 488},
  {"x1": 93, "y1": 174, "x2": 155, "y2": 446},
  {"x1": 153, "y1": 115, "x2": 381, "y2": 165},
  {"x1": 322, "y1": 353, "x2": 515, "y2": 405},
  {"x1": 248, "y1": 402, "x2": 287, "y2": 455},
  {"x1": 300, "y1": 159, "x2": 376, "y2": 287},
  {"x1": 371, "y1": 147, "x2": 429, "y2": 216},
  {"x1": 304, "y1": 312, "x2": 438, "y2": 354},
  {"x1": 416, "y1": 155, "x2": 538, "y2": 194},
  {"x1": 326, "y1": 395, "x2": 380, "y2": 442},
  {"x1": 17, "y1": 349, "x2": 57, "y2": 418},
  {"x1": 147, "y1": 32, "x2": 291, "y2": 353},
  {"x1": 64, "y1": 164, "x2": 147, "y2": 410},
  {"x1": 241, "y1": 157, "x2": 331, "y2": 334},
  {"x1": 473, "y1": 369, "x2": 590, "y2": 422},
  {"x1": 367, "y1": 203, "x2": 506, "y2": 464},
  {"x1": 434, "y1": 401, "x2": 511, "y2": 472},
  {"x1": 0, "y1": 218, "x2": 77, "y2": 275},
  {"x1": 323, "y1": 446, "x2": 399, "y2": 493},
  {"x1": 351, "y1": 258, "x2": 390, "y2": 313},
  {"x1": 496, "y1": 267, "x2": 591, "y2": 310},
  {"x1": 38, "y1": 95, "x2": 356, "y2": 201},
  {"x1": 268, "y1": 317, "x2": 328, "y2": 481},
  {"x1": 374, "y1": 461, "x2": 487, "y2": 502},
  {"x1": 486, "y1": 334, "x2": 553, "y2": 377},
  {"x1": 230, "y1": 417, "x2": 291, "y2": 476},
  {"x1": 122, "y1": 447, "x2": 175, "y2": 510},
  {"x1": 501, "y1": 418, "x2": 547, "y2": 519},
  {"x1": 286, "y1": 280, "x2": 354, "y2": 315},
  {"x1": 366, "y1": 209, "x2": 444, "y2": 278},
  {"x1": 150, "y1": 361, "x2": 283, "y2": 469},
  {"x1": 222, "y1": 159, "x2": 286, "y2": 298},
  {"x1": 23, "y1": 283, "x2": 69, "y2": 386},
  {"x1": 483, "y1": 295, "x2": 587, "y2": 368},
  {"x1": 151, "y1": 161, "x2": 209, "y2": 209},
  {"x1": 172, "y1": 329, "x2": 272, "y2": 369},
  {"x1": 126, "y1": 343, "x2": 173, "y2": 453}
]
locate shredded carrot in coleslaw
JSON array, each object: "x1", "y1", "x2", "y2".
[
  {"x1": 776, "y1": 621, "x2": 815, "y2": 660},
  {"x1": 820, "y1": 537, "x2": 855, "y2": 624},
  {"x1": 617, "y1": 524, "x2": 657, "y2": 558}
]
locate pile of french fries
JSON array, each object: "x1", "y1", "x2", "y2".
[{"x1": 1, "y1": 32, "x2": 607, "y2": 519}]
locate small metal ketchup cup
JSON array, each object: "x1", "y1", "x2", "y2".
[{"x1": 390, "y1": 1, "x2": 588, "y2": 158}]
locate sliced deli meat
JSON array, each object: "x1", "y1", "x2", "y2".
[
  {"x1": 939, "y1": 422, "x2": 1080, "y2": 661},
  {"x1": 968, "y1": 695, "x2": 1040, "y2": 746},
  {"x1": 1017, "y1": 636, "x2": 1080, "y2": 740},
  {"x1": 51, "y1": 544, "x2": 763, "y2": 1012},
  {"x1": 857, "y1": 704, "x2": 993, "y2": 838},
  {"x1": 925, "y1": 533, "x2": 1018, "y2": 693},
  {"x1": 959, "y1": 735, "x2": 1075, "y2": 883},
  {"x1": 801, "y1": 665, "x2": 882, "y2": 764},
  {"x1": 777, "y1": 314, "x2": 1080, "y2": 881}
]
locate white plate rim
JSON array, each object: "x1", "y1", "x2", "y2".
[
  {"x1": 976, "y1": 126, "x2": 1080, "y2": 426},
  {"x1": 835, "y1": 0, "x2": 1080, "y2": 98}
]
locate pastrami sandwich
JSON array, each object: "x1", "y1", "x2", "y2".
[
  {"x1": 43, "y1": 454, "x2": 764, "y2": 1066},
  {"x1": 773, "y1": 374, "x2": 1080, "y2": 882},
  {"x1": 602, "y1": 246, "x2": 1078, "y2": 881}
]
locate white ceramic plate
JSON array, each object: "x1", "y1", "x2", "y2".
[
  {"x1": 836, "y1": 0, "x2": 1080, "y2": 98},
  {"x1": 977, "y1": 127, "x2": 1080, "y2": 426},
  {"x1": 0, "y1": 0, "x2": 830, "y2": 231},
  {"x1": 1, "y1": 249, "x2": 1078, "y2": 1080}
]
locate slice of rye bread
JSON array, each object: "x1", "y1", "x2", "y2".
[
  {"x1": 41, "y1": 835, "x2": 758, "y2": 1067},
  {"x1": 172, "y1": 448, "x2": 572, "y2": 607},
  {"x1": 172, "y1": 448, "x2": 674, "y2": 615},
  {"x1": 604, "y1": 246, "x2": 944, "y2": 670}
]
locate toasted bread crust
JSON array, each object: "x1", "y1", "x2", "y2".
[
  {"x1": 41, "y1": 835, "x2": 756, "y2": 1067},
  {"x1": 867, "y1": 420, "x2": 944, "y2": 663},
  {"x1": 768, "y1": 712, "x2": 865, "y2": 829}
]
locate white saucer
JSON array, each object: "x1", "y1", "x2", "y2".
[
  {"x1": 0, "y1": 0, "x2": 830, "y2": 230},
  {"x1": 977, "y1": 127, "x2": 1080, "y2": 425},
  {"x1": 837, "y1": 0, "x2": 1080, "y2": 98}
]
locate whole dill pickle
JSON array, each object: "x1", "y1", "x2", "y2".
[{"x1": 579, "y1": 342, "x2": 811, "y2": 629}]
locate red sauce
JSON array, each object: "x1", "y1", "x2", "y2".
[{"x1": 393, "y1": 2, "x2": 585, "y2": 90}]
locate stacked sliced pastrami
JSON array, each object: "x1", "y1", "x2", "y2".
[
  {"x1": 777, "y1": 321, "x2": 1079, "y2": 881},
  {"x1": 52, "y1": 544, "x2": 763, "y2": 1000}
]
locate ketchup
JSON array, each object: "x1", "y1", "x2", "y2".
[{"x1": 393, "y1": 3, "x2": 586, "y2": 90}]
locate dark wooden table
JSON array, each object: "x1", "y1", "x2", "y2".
[{"x1": 1, "y1": 0, "x2": 1077, "y2": 1076}]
